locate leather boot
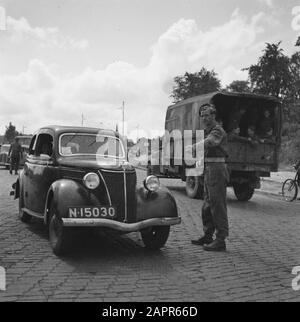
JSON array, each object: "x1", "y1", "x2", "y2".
[
  {"x1": 191, "y1": 235, "x2": 213, "y2": 246},
  {"x1": 203, "y1": 239, "x2": 226, "y2": 251}
]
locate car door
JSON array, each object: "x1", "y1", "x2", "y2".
[{"x1": 23, "y1": 130, "x2": 56, "y2": 215}]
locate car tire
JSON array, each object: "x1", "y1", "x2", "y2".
[
  {"x1": 48, "y1": 203, "x2": 71, "y2": 256},
  {"x1": 140, "y1": 226, "x2": 170, "y2": 250},
  {"x1": 185, "y1": 176, "x2": 204, "y2": 199},
  {"x1": 19, "y1": 184, "x2": 31, "y2": 223},
  {"x1": 233, "y1": 183, "x2": 255, "y2": 201}
]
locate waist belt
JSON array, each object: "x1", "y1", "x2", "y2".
[{"x1": 205, "y1": 157, "x2": 226, "y2": 163}]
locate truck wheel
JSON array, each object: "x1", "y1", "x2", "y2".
[
  {"x1": 185, "y1": 176, "x2": 204, "y2": 199},
  {"x1": 141, "y1": 226, "x2": 170, "y2": 250},
  {"x1": 19, "y1": 185, "x2": 31, "y2": 223},
  {"x1": 233, "y1": 183, "x2": 254, "y2": 201},
  {"x1": 48, "y1": 203, "x2": 71, "y2": 256}
]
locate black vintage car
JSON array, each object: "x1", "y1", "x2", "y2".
[
  {"x1": 13, "y1": 126, "x2": 181, "y2": 255},
  {"x1": 0, "y1": 144, "x2": 10, "y2": 169}
]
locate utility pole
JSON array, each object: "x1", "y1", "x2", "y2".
[
  {"x1": 117, "y1": 101, "x2": 125, "y2": 137},
  {"x1": 81, "y1": 113, "x2": 86, "y2": 127},
  {"x1": 136, "y1": 124, "x2": 139, "y2": 143},
  {"x1": 117, "y1": 101, "x2": 125, "y2": 136},
  {"x1": 122, "y1": 101, "x2": 125, "y2": 137}
]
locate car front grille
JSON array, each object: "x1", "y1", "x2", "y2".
[{"x1": 98, "y1": 169, "x2": 137, "y2": 223}]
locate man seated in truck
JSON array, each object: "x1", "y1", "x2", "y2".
[
  {"x1": 258, "y1": 109, "x2": 274, "y2": 137},
  {"x1": 246, "y1": 125, "x2": 260, "y2": 148},
  {"x1": 228, "y1": 125, "x2": 250, "y2": 143},
  {"x1": 227, "y1": 106, "x2": 247, "y2": 134},
  {"x1": 259, "y1": 127, "x2": 276, "y2": 144},
  {"x1": 228, "y1": 124, "x2": 260, "y2": 148}
]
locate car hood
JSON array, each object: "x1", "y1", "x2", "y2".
[{"x1": 57, "y1": 156, "x2": 134, "y2": 171}]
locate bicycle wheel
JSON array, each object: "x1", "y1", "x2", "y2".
[{"x1": 282, "y1": 179, "x2": 298, "y2": 202}]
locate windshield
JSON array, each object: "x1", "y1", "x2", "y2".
[
  {"x1": 59, "y1": 133, "x2": 125, "y2": 159},
  {"x1": 0, "y1": 145, "x2": 9, "y2": 153}
]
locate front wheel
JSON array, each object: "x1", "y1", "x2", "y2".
[
  {"x1": 48, "y1": 203, "x2": 71, "y2": 255},
  {"x1": 233, "y1": 183, "x2": 255, "y2": 201},
  {"x1": 185, "y1": 176, "x2": 204, "y2": 199},
  {"x1": 140, "y1": 226, "x2": 170, "y2": 250},
  {"x1": 282, "y1": 179, "x2": 298, "y2": 202}
]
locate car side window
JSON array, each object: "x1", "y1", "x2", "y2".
[{"x1": 34, "y1": 134, "x2": 54, "y2": 157}]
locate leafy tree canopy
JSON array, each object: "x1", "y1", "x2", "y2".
[
  {"x1": 245, "y1": 42, "x2": 293, "y2": 99},
  {"x1": 226, "y1": 80, "x2": 251, "y2": 93},
  {"x1": 4, "y1": 122, "x2": 19, "y2": 143},
  {"x1": 170, "y1": 68, "x2": 221, "y2": 103}
]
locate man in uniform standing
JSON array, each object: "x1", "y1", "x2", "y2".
[
  {"x1": 8, "y1": 137, "x2": 22, "y2": 175},
  {"x1": 191, "y1": 104, "x2": 229, "y2": 251}
]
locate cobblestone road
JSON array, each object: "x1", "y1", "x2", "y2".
[{"x1": 0, "y1": 168, "x2": 299, "y2": 302}]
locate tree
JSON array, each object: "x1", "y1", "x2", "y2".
[
  {"x1": 245, "y1": 42, "x2": 292, "y2": 99},
  {"x1": 4, "y1": 122, "x2": 18, "y2": 143},
  {"x1": 289, "y1": 51, "x2": 300, "y2": 102},
  {"x1": 239, "y1": 41, "x2": 300, "y2": 165},
  {"x1": 226, "y1": 80, "x2": 251, "y2": 93},
  {"x1": 170, "y1": 68, "x2": 221, "y2": 103}
]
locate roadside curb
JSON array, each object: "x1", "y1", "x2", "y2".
[
  {"x1": 255, "y1": 189, "x2": 283, "y2": 198},
  {"x1": 133, "y1": 166, "x2": 286, "y2": 199},
  {"x1": 261, "y1": 177, "x2": 285, "y2": 185},
  {"x1": 134, "y1": 165, "x2": 147, "y2": 172}
]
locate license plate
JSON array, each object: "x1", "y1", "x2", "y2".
[{"x1": 68, "y1": 206, "x2": 116, "y2": 219}]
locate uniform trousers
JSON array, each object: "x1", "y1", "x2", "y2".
[{"x1": 202, "y1": 163, "x2": 229, "y2": 240}]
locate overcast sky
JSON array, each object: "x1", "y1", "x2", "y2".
[{"x1": 0, "y1": 0, "x2": 299, "y2": 139}]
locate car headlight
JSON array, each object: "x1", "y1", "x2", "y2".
[
  {"x1": 83, "y1": 172, "x2": 100, "y2": 190},
  {"x1": 144, "y1": 175, "x2": 160, "y2": 192}
]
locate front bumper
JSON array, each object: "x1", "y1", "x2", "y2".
[{"x1": 62, "y1": 216, "x2": 181, "y2": 232}]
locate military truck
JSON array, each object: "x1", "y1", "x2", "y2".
[{"x1": 147, "y1": 91, "x2": 282, "y2": 201}]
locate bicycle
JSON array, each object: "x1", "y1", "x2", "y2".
[{"x1": 282, "y1": 164, "x2": 300, "y2": 202}]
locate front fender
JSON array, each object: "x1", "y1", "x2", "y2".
[
  {"x1": 136, "y1": 186, "x2": 179, "y2": 222},
  {"x1": 44, "y1": 179, "x2": 99, "y2": 224}
]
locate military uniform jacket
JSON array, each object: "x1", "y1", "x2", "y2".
[{"x1": 204, "y1": 123, "x2": 228, "y2": 159}]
